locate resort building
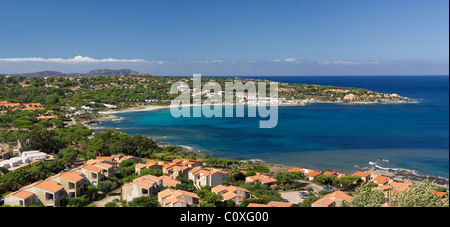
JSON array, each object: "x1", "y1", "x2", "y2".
[
  {"x1": 161, "y1": 159, "x2": 203, "y2": 180},
  {"x1": 267, "y1": 201, "x2": 297, "y2": 207},
  {"x1": 375, "y1": 185, "x2": 394, "y2": 201},
  {"x1": 86, "y1": 159, "x2": 115, "y2": 178},
  {"x1": 390, "y1": 181, "x2": 414, "y2": 192},
  {"x1": 121, "y1": 175, "x2": 163, "y2": 202},
  {"x1": 0, "y1": 150, "x2": 47, "y2": 169},
  {"x1": 373, "y1": 175, "x2": 394, "y2": 186},
  {"x1": 306, "y1": 171, "x2": 322, "y2": 181},
  {"x1": 247, "y1": 201, "x2": 296, "y2": 207},
  {"x1": 353, "y1": 171, "x2": 372, "y2": 183},
  {"x1": 212, "y1": 185, "x2": 252, "y2": 205},
  {"x1": 287, "y1": 168, "x2": 304, "y2": 173},
  {"x1": 20, "y1": 180, "x2": 65, "y2": 207},
  {"x1": 3, "y1": 190, "x2": 36, "y2": 207},
  {"x1": 48, "y1": 171, "x2": 85, "y2": 198},
  {"x1": 158, "y1": 189, "x2": 201, "y2": 207},
  {"x1": 76, "y1": 164, "x2": 105, "y2": 186},
  {"x1": 188, "y1": 167, "x2": 228, "y2": 189},
  {"x1": 245, "y1": 174, "x2": 278, "y2": 186},
  {"x1": 160, "y1": 175, "x2": 181, "y2": 188},
  {"x1": 312, "y1": 191, "x2": 353, "y2": 207},
  {"x1": 135, "y1": 162, "x2": 163, "y2": 175}
]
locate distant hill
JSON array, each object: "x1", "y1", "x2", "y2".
[{"x1": 5, "y1": 69, "x2": 149, "y2": 77}]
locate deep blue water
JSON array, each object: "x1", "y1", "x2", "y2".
[{"x1": 100, "y1": 76, "x2": 449, "y2": 178}]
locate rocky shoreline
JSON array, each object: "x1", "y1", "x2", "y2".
[{"x1": 360, "y1": 166, "x2": 449, "y2": 188}]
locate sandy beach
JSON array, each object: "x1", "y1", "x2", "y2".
[{"x1": 98, "y1": 105, "x2": 170, "y2": 115}]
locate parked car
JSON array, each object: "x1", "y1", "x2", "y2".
[
  {"x1": 299, "y1": 191, "x2": 310, "y2": 199},
  {"x1": 323, "y1": 187, "x2": 334, "y2": 192}
]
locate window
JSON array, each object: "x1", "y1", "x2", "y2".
[
  {"x1": 69, "y1": 182, "x2": 75, "y2": 189},
  {"x1": 92, "y1": 173, "x2": 98, "y2": 179},
  {"x1": 46, "y1": 193, "x2": 54, "y2": 201},
  {"x1": 20, "y1": 200, "x2": 24, "y2": 207},
  {"x1": 142, "y1": 189, "x2": 149, "y2": 195}
]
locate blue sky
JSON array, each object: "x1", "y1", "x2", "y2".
[{"x1": 0, "y1": 0, "x2": 448, "y2": 75}]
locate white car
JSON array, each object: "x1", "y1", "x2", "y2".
[{"x1": 299, "y1": 192, "x2": 310, "y2": 199}]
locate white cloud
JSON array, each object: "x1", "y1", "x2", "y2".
[
  {"x1": 0, "y1": 56, "x2": 398, "y2": 67},
  {"x1": 316, "y1": 60, "x2": 395, "y2": 65},
  {"x1": 271, "y1": 58, "x2": 299, "y2": 63},
  {"x1": 0, "y1": 55, "x2": 146, "y2": 64}
]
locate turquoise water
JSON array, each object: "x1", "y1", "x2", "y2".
[{"x1": 100, "y1": 76, "x2": 449, "y2": 178}]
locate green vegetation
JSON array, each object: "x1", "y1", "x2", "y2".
[
  {"x1": 127, "y1": 195, "x2": 160, "y2": 207},
  {"x1": 346, "y1": 180, "x2": 449, "y2": 207}
]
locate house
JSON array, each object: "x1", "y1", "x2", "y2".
[
  {"x1": 390, "y1": 181, "x2": 413, "y2": 192},
  {"x1": 287, "y1": 168, "x2": 304, "y2": 173},
  {"x1": 163, "y1": 163, "x2": 192, "y2": 179},
  {"x1": 160, "y1": 175, "x2": 181, "y2": 188},
  {"x1": 373, "y1": 176, "x2": 393, "y2": 186},
  {"x1": 268, "y1": 201, "x2": 296, "y2": 207},
  {"x1": 76, "y1": 164, "x2": 105, "y2": 186},
  {"x1": 158, "y1": 189, "x2": 201, "y2": 207},
  {"x1": 212, "y1": 185, "x2": 252, "y2": 205},
  {"x1": 307, "y1": 171, "x2": 322, "y2": 181},
  {"x1": 246, "y1": 201, "x2": 295, "y2": 207},
  {"x1": 161, "y1": 159, "x2": 203, "y2": 180},
  {"x1": 4, "y1": 190, "x2": 36, "y2": 207},
  {"x1": 179, "y1": 159, "x2": 203, "y2": 168},
  {"x1": 344, "y1": 94, "x2": 358, "y2": 101},
  {"x1": 0, "y1": 150, "x2": 47, "y2": 169},
  {"x1": 48, "y1": 171, "x2": 85, "y2": 198},
  {"x1": 247, "y1": 203, "x2": 271, "y2": 207},
  {"x1": 245, "y1": 174, "x2": 278, "y2": 186},
  {"x1": 135, "y1": 162, "x2": 163, "y2": 175},
  {"x1": 87, "y1": 159, "x2": 115, "y2": 178},
  {"x1": 432, "y1": 191, "x2": 448, "y2": 201},
  {"x1": 312, "y1": 191, "x2": 353, "y2": 207},
  {"x1": 188, "y1": 167, "x2": 228, "y2": 189},
  {"x1": 121, "y1": 175, "x2": 163, "y2": 202},
  {"x1": 311, "y1": 198, "x2": 336, "y2": 207},
  {"x1": 376, "y1": 185, "x2": 393, "y2": 200},
  {"x1": 23, "y1": 180, "x2": 65, "y2": 207},
  {"x1": 352, "y1": 171, "x2": 372, "y2": 183}
]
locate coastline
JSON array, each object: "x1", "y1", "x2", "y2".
[
  {"x1": 95, "y1": 98, "x2": 417, "y2": 118},
  {"x1": 86, "y1": 100, "x2": 449, "y2": 188}
]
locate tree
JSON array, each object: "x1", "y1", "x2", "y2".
[
  {"x1": 346, "y1": 183, "x2": 385, "y2": 207},
  {"x1": 140, "y1": 169, "x2": 163, "y2": 177},
  {"x1": 174, "y1": 177, "x2": 196, "y2": 192},
  {"x1": 98, "y1": 180, "x2": 118, "y2": 194},
  {"x1": 299, "y1": 194, "x2": 319, "y2": 207},
  {"x1": 119, "y1": 159, "x2": 136, "y2": 178},
  {"x1": 275, "y1": 172, "x2": 303, "y2": 185},
  {"x1": 86, "y1": 186, "x2": 99, "y2": 201},
  {"x1": 253, "y1": 165, "x2": 270, "y2": 173},
  {"x1": 228, "y1": 164, "x2": 245, "y2": 182},
  {"x1": 24, "y1": 129, "x2": 65, "y2": 154},
  {"x1": 65, "y1": 196, "x2": 88, "y2": 207},
  {"x1": 315, "y1": 174, "x2": 337, "y2": 185},
  {"x1": 195, "y1": 189, "x2": 223, "y2": 205},
  {"x1": 128, "y1": 195, "x2": 160, "y2": 207},
  {"x1": 334, "y1": 176, "x2": 361, "y2": 189},
  {"x1": 389, "y1": 180, "x2": 449, "y2": 207}
]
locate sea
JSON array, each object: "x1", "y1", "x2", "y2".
[{"x1": 99, "y1": 76, "x2": 449, "y2": 179}]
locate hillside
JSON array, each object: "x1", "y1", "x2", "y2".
[{"x1": 5, "y1": 69, "x2": 148, "y2": 77}]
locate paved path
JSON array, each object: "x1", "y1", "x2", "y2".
[{"x1": 89, "y1": 188, "x2": 121, "y2": 207}]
